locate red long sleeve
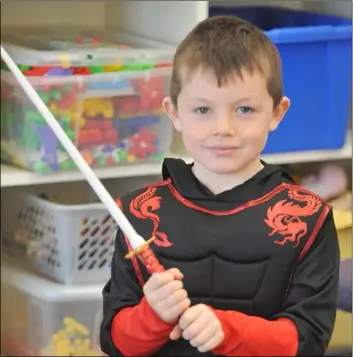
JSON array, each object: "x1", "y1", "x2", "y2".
[
  {"x1": 111, "y1": 297, "x2": 175, "y2": 356},
  {"x1": 211, "y1": 308, "x2": 299, "y2": 356}
]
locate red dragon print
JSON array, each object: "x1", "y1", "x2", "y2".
[
  {"x1": 264, "y1": 189, "x2": 322, "y2": 248},
  {"x1": 129, "y1": 188, "x2": 172, "y2": 248}
]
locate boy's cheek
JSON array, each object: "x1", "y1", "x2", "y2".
[{"x1": 182, "y1": 133, "x2": 208, "y2": 151}]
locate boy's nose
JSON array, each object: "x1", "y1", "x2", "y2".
[{"x1": 214, "y1": 116, "x2": 235, "y2": 136}]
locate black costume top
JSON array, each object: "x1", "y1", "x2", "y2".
[{"x1": 101, "y1": 158, "x2": 340, "y2": 356}]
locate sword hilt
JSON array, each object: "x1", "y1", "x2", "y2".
[{"x1": 125, "y1": 236, "x2": 165, "y2": 274}]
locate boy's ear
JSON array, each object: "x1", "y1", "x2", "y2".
[
  {"x1": 162, "y1": 96, "x2": 182, "y2": 132},
  {"x1": 269, "y1": 96, "x2": 290, "y2": 132}
]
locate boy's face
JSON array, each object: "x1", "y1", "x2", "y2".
[{"x1": 163, "y1": 67, "x2": 290, "y2": 175}]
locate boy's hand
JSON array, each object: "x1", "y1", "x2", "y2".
[
  {"x1": 169, "y1": 304, "x2": 224, "y2": 352},
  {"x1": 143, "y1": 268, "x2": 191, "y2": 323}
]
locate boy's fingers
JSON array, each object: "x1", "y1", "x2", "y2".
[
  {"x1": 145, "y1": 268, "x2": 184, "y2": 292},
  {"x1": 162, "y1": 298, "x2": 191, "y2": 322},
  {"x1": 154, "y1": 284, "x2": 186, "y2": 305},
  {"x1": 148, "y1": 271, "x2": 176, "y2": 289},
  {"x1": 179, "y1": 305, "x2": 203, "y2": 330},
  {"x1": 170, "y1": 325, "x2": 183, "y2": 340},
  {"x1": 168, "y1": 268, "x2": 184, "y2": 280}
]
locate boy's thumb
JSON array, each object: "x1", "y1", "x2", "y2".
[
  {"x1": 169, "y1": 324, "x2": 183, "y2": 340},
  {"x1": 167, "y1": 268, "x2": 184, "y2": 280}
]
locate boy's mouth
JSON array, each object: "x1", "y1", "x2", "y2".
[{"x1": 206, "y1": 146, "x2": 240, "y2": 155}]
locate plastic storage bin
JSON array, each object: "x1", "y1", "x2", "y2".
[
  {"x1": 1, "y1": 256, "x2": 104, "y2": 356},
  {"x1": 1, "y1": 190, "x2": 118, "y2": 284},
  {"x1": 209, "y1": 6, "x2": 352, "y2": 153},
  {"x1": 1, "y1": 28, "x2": 174, "y2": 173},
  {"x1": 1, "y1": 27, "x2": 173, "y2": 71}
]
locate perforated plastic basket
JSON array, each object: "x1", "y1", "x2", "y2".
[{"x1": 2, "y1": 193, "x2": 118, "y2": 284}]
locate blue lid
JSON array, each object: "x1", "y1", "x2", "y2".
[{"x1": 267, "y1": 25, "x2": 352, "y2": 44}]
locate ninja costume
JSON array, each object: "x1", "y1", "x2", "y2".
[{"x1": 100, "y1": 158, "x2": 340, "y2": 357}]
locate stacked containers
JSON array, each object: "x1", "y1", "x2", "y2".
[
  {"x1": 1, "y1": 28, "x2": 175, "y2": 173},
  {"x1": 0, "y1": 27, "x2": 175, "y2": 356},
  {"x1": 0, "y1": 181, "x2": 122, "y2": 355}
]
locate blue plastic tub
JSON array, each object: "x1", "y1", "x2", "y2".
[{"x1": 209, "y1": 6, "x2": 352, "y2": 153}]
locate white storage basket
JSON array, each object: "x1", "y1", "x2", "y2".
[{"x1": 2, "y1": 192, "x2": 118, "y2": 284}]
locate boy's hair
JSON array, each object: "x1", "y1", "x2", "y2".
[{"x1": 170, "y1": 15, "x2": 283, "y2": 108}]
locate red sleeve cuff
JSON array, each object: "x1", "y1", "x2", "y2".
[
  {"x1": 210, "y1": 307, "x2": 299, "y2": 356},
  {"x1": 111, "y1": 297, "x2": 175, "y2": 356}
]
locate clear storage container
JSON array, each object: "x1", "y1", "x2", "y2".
[
  {"x1": 1, "y1": 256, "x2": 104, "y2": 356},
  {"x1": 1, "y1": 27, "x2": 173, "y2": 71},
  {"x1": 1, "y1": 28, "x2": 174, "y2": 173}
]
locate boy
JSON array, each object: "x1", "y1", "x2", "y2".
[{"x1": 100, "y1": 15, "x2": 339, "y2": 357}]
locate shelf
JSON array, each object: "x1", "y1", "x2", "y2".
[
  {"x1": 1, "y1": 135, "x2": 351, "y2": 187},
  {"x1": 0, "y1": 159, "x2": 180, "y2": 187}
]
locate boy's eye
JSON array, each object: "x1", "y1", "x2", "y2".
[
  {"x1": 195, "y1": 107, "x2": 210, "y2": 114},
  {"x1": 238, "y1": 106, "x2": 253, "y2": 114}
]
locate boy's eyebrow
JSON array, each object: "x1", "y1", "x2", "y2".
[
  {"x1": 190, "y1": 97, "x2": 213, "y2": 103},
  {"x1": 190, "y1": 96, "x2": 256, "y2": 104},
  {"x1": 234, "y1": 96, "x2": 256, "y2": 104}
]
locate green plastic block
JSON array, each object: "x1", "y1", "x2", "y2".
[
  {"x1": 18, "y1": 65, "x2": 32, "y2": 72},
  {"x1": 97, "y1": 156, "x2": 107, "y2": 166},
  {"x1": 52, "y1": 89, "x2": 62, "y2": 101},
  {"x1": 39, "y1": 88, "x2": 63, "y2": 103},
  {"x1": 32, "y1": 161, "x2": 51, "y2": 173},
  {"x1": 25, "y1": 110, "x2": 45, "y2": 125},
  {"x1": 60, "y1": 159, "x2": 76, "y2": 170},
  {"x1": 22, "y1": 114, "x2": 42, "y2": 149},
  {"x1": 118, "y1": 150, "x2": 127, "y2": 162},
  {"x1": 59, "y1": 115, "x2": 72, "y2": 130},
  {"x1": 90, "y1": 66, "x2": 104, "y2": 74}
]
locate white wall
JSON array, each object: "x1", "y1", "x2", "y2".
[
  {"x1": 301, "y1": 0, "x2": 352, "y2": 18},
  {"x1": 105, "y1": 1, "x2": 208, "y2": 45},
  {"x1": 1, "y1": 0, "x2": 106, "y2": 28}
]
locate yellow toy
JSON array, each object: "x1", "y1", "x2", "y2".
[
  {"x1": 83, "y1": 98, "x2": 114, "y2": 118},
  {"x1": 59, "y1": 54, "x2": 71, "y2": 69},
  {"x1": 41, "y1": 317, "x2": 100, "y2": 356},
  {"x1": 49, "y1": 103, "x2": 85, "y2": 128},
  {"x1": 126, "y1": 154, "x2": 136, "y2": 163},
  {"x1": 103, "y1": 65, "x2": 124, "y2": 72}
]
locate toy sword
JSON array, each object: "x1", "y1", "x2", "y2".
[{"x1": 0, "y1": 46, "x2": 165, "y2": 275}]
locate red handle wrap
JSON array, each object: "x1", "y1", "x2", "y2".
[{"x1": 138, "y1": 246, "x2": 165, "y2": 274}]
